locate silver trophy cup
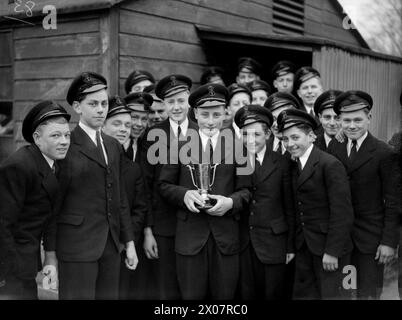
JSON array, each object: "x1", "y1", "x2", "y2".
[{"x1": 187, "y1": 163, "x2": 218, "y2": 209}]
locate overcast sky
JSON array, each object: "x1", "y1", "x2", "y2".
[{"x1": 338, "y1": 0, "x2": 402, "y2": 57}]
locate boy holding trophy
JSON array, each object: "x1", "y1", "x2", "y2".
[{"x1": 158, "y1": 83, "x2": 251, "y2": 299}]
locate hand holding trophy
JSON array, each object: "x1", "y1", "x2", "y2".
[{"x1": 186, "y1": 163, "x2": 218, "y2": 210}]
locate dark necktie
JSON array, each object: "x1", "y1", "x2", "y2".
[
  {"x1": 177, "y1": 125, "x2": 182, "y2": 140},
  {"x1": 296, "y1": 158, "x2": 302, "y2": 174},
  {"x1": 309, "y1": 109, "x2": 314, "y2": 117},
  {"x1": 349, "y1": 140, "x2": 358, "y2": 162},
  {"x1": 206, "y1": 138, "x2": 213, "y2": 164},
  {"x1": 255, "y1": 156, "x2": 262, "y2": 174},
  {"x1": 51, "y1": 162, "x2": 56, "y2": 175},
  {"x1": 276, "y1": 140, "x2": 283, "y2": 155},
  {"x1": 96, "y1": 130, "x2": 107, "y2": 165}
]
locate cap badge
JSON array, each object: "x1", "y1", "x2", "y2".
[
  {"x1": 208, "y1": 85, "x2": 215, "y2": 97},
  {"x1": 170, "y1": 76, "x2": 177, "y2": 86},
  {"x1": 83, "y1": 74, "x2": 91, "y2": 83}
]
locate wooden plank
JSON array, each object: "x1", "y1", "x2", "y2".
[
  {"x1": 304, "y1": 19, "x2": 359, "y2": 47},
  {"x1": 13, "y1": 100, "x2": 76, "y2": 122},
  {"x1": 304, "y1": 4, "x2": 322, "y2": 24},
  {"x1": 120, "y1": 56, "x2": 204, "y2": 82},
  {"x1": 120, "y1": 34, "x2": 206, "y2": 64},
  {"x1": 0, "y1": 67, "x2": 12, "y2": 100},
  {"x1": 120, "y1": 10, "x2": 201, "y2": 45},
  {"x1": 14, "y1": 79, "x2": 72, "y2": 101},
  {"x1": 14, "y1": 33, "x2": 100, "y2": 60},
  {"x1": 121, "y1": 0, "x2": 257, "y2": 32},
  {"x1": 321, "y1": 10, "x2": 345, "y2": 28},
  {"x1": 13, "y1": 18, "x2": 99, "y2": 39},
  {"x1": 14, "y1": 56, "x2": 101, "y2": 79},
  {"x1": 247, "y1": 0, "x2": 273, "y2": 9},
  {"x1": 99, "y1": 8, "x2": 119, "y2": 96},
  {"x1": 304, "y1": 0, "x2": 321, "y2": 10},
  {"x1": 178, "y1": 0, "x2": 272, "y2": 23},
  {"x1": 0, "y1": 32, "x2": 12, "y2": 65}
]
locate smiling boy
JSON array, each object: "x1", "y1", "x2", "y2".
[
  {"x1": 158, "y1": 83, "x2": 251, "y2": 299},
  {"x1": 328, "y1": 90, "x2": 400, "y2": 299},
  {"x1": 278, "y1": 109, "x2": 354, "y2": 300}
]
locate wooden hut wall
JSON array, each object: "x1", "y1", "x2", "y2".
[{"x1": 10, "y1": 14, "x2": 105, "y2": 148}]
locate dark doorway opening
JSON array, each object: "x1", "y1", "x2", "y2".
[{"x1": 201, "y1": 38, "x2": 313, "y2": 87}]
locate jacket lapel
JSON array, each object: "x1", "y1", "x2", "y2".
[
  {"x1": 73, "y1": 125, "x2": 107, "y2": 168},
  {"x1": 297, "y1": 145, "x2": 320, "y2": 189},
  {"x1": 348, "y1": 132, "x2": 376, "y2": 174},
  {"x1": 102, "y1": 132, "x2": 115, "y2": 167},
  {"x1": 29, "y1": 144, "x2": 59, "y2": 200},
  {"x1": 256, "y1": 149, "x2": 277, "y2": 184}
]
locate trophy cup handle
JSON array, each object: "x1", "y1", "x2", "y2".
[
  {"x1": 209, "y1": 164, "x2": 219, "y2": 188},
  {"x1": 186, "y1": 165, "x2": 198, "y2": 189}
]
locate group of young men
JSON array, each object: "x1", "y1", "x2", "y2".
[{"x1": 0, "y1": 56, "x2": 400, "y2": 300}]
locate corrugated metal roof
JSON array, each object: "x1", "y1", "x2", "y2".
[{"x1": 0, "y1": 0, "x2": 126, "y2": 19}]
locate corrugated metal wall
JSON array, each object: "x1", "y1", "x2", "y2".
[{"x1": 313, "y1": 46, "x2": 402, "y2": 142}]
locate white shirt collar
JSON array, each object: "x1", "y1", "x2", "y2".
[
  {"x1": 199, "y1": 129, "x2": 219, "y2": 151},
  {"x1": 298, "y1": 144, "x2": 314, "y2": 170},
  {"x1": 169, "y1": 117, "x2": 189, "y2": 137},
  {"x1": 79, "y1": 121, "x2": 99, "y2": 145},
  {"x1": 324, "y1": 133, "x2": 333, "y2": 147},
  {"x1": 41, "y1": 152, "x2": 54, "y2": 169},
  {"x1": 348, "y1": 131, "x2": 368, "y2": 152},
  {"x1": 232, "y1": 123, "x2": 241, "y2": 139},
  {"x1": 273, "y1": 136, "x2": 286, "y2": 154},
  {"x1": 304, "y1": 105, "x2": 314, "y2": 116}
]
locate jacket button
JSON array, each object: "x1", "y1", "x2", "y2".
[
  {"x1": 108, "y1": 213, "x2": 112, "y2": 217},
  {"x1": 301, "y1": 222, "x2": 305, "y2": 226},
  {"x1": 252, "y1": 200, "x2": 256, "y2": 204},
  {"x1": 250, "y1": 212, "x2": 254, "y2": 216},
  {"x1": 107, "y1": 183, "x2": 112, "y2": 188},
  {"x1": 300, "y1": 212, "x2": 303, "y2": 216},
  {"x1": 298, "y1": 202, "x2": 302, "y2": 206}
]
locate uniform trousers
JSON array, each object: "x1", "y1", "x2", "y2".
[
  {"x1": 59, "y1": 232, "x2": 120, "y2": 300},
  {"x1": 352, "y1": 249, "x2": 384, "y2": 300},
  {"x1": 121, "y1": 235, "x2": 180, "y2": 300},
  {"x1": 293, "y1": 242, "x2": 351, "y2": 300},
  {"x1": 176, "y1": 235, "x2": 239, "y2": 300},
  {"x1": 0, "y1": 275, "x2": 37, "y2": 300},
  {"x1": 239, "y1": 242, "x2": 286, "y2": 300}
]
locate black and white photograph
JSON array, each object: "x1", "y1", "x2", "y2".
[{"x1": 0, "y1": 0, "x2": 401, "y2": 315}]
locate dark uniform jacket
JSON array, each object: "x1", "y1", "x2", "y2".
[
  {"x1": 52, "y1": 125, "x2": 133, "y2": 261},
  {"x1": 240, "y1": 148, "x2": 295, "y2": 264},
  {"x1": 292, "y1": 145, "x2": 354, "y2": 257},
  {"x1": 121, "y1": 156, "x2": 148, "y2": 244},
  {"x1": 139, "y1": 119, "x2": 199, "y2": 237},
  {"x1": 327, "y1": 132, "x2": 401, "y2": 253},
  {"x1": 314, "y1": 133, "x2": 329, "y2": 152},
  {"x1": 158, "y1": 129, "x2": 252, "y2": 256},
  {"x1": 0, "y1": 144, "x2": 58, "y2": 280},
  {"x1": 267, "y1": 135, "x2": 291, "y2": 159}
]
